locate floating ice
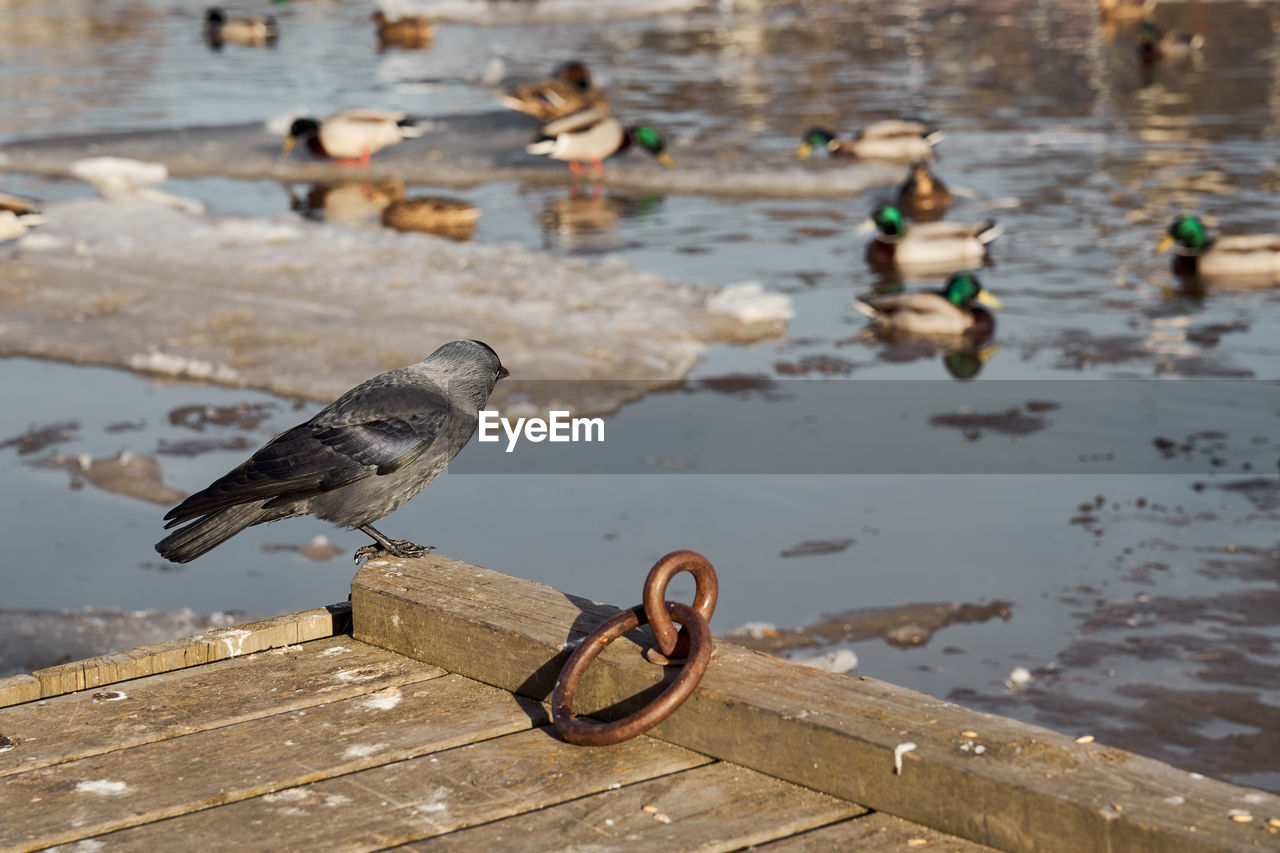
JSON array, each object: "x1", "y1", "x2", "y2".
[
  {"x1": 70, "y1": 157, "x2": 169, "y2": 188},
  {"x1": 395, "y1": 0, "x2": 704, "y2": 24},
  {"x1": 789, "y1": 648, "x2": 858, "y2": 674},
  {"x1": 69, "y1": 157, "x2": 204, "y2": 215},
  {"x1": 4, "y1": 199, "x2": 789, "y2": 414},
  {"x1": 3, "y1": 115, "x2": 900, "y2": 200},
  {"x1": 707, "y1": 282, "x2": 796, "y2": 324}
]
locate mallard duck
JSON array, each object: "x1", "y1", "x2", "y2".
[
  {"x1": 381, "y1": 196, "x2": 481, "y2": 241},
  {"x1": 1138, "y1": 21, "x2": 1204, "y2": 65},
  {"x1": 854, "y1": 273, "x2": 1003, "y2": 337},
  {"x1": 896, "y1": 162, "x2": 952, "y2": 222},
  {"x1": 205, "y1": 8, "x2": 277, "y2": 47},
  {"x1": 1157, "y1": 215, "x2": 1280, "y2": 281},
  {"x1": 372, "y1": 11, "x2": 434, "y2": 49},
  {"x1": 283, "y1": 109, "x2": 423, "y2": 166},
  {"x1": 503, "y1": 61, "x2": 607, "y2": 122},
  {"x1": 526, "y1": 108, "x2": 674, "y2": 174},
  {"x1": 863, "y1": 204, "x2": 1001, "y2": 272},
  {"x1": 1099, "y1": 0, "x2": 1156, "y2": 26},
  {"x1": 797, "y1": 121, "x2": 941, "y2": 163},
  {"x1": 0, "y1": 191, "x2": 46, "y2": 242}
]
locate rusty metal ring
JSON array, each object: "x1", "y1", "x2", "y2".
[
  {"x1": 642, "y1": 550, "x2": 718, "y2": 658},
  {"x1": 552, "y1": 601, "x2": 712, "y2": 746}
]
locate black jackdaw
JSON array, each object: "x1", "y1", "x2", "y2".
[{"x1": 156, "y1": 339, "x2": 508, "y2": 564}]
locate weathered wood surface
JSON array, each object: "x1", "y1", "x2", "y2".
[
  {"x1": 81, "y1": 727, "x2": 714, "y2": 851},
  {"x1": 0, "y1": 676, "x2": 38, "y2": 708},
  {"x1": 0, "y1": 624, "x2": 914, "y2": 853},
  {"x1": 399, "y1": 761, "x2": 864, "y2": 852},
  {"x1": 752, "y1": 812, "x2": 1002, "y2": 852},
  {"x1": 3, "y1": 668, "x2": 542, "y2": 849},
  {"x1": 353, "y1": 554, "x2": 1280, "y2": 853},
  {"x1": 0, "y1": 634, "x2": 438, "y2": 778},
  {"x1": 19, "y1": 602, "x2": 350, "y2": 702}
]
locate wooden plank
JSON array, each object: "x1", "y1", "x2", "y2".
[
  {"x1": 753, "y1": 812, "x2": 1000, "y2": 851},
  {"x1": 0, "y1": 637, "x2": 442, "y2": 777},
  {"x1": 353, "y1": 555, "x2": 1280, "y2": 853},
  {"x1": 1, "y1": 673, "x2": 546, "y2": 850},
  {"x1": 0, "y1": 676, "x2": 39, "y2": 708},
  {"x1": 30, "y1": 602, "x2": 350, "y2": 699},
  {"x1": 398, "y1": 761, "x2": 865, "y2": 852},
  {"x1": 79, "y1": 726, "x2": 713, "y2": 851}
]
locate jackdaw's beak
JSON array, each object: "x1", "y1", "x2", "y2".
[{"x1": 497, "y1": 366, "x2": 510, "y2": 381}]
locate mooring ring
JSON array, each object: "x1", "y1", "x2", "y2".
[
  {"x1": 552, "y1": 600, "x2": 712, "y2": 746},
  {"x1": 642, "y1": 550, "x2": 718, "y2": 659}
]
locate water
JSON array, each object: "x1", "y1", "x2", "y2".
[{"x1": 3, "y1": 0, "x2": 1280, "y2": 790}]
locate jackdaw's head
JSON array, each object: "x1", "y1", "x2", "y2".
[{"x1": 423, "y1": 339, "x2": 509, "y2": 410}]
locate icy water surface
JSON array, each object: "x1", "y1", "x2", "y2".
[{"x1": 4, "y1": 0, "x2": 1280, "y2": 791}]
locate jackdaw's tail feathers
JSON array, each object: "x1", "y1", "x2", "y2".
[{"x1": 155, "y1": 504, "x2": 273, "y2": 564}]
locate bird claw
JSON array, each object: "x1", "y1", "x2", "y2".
[{"x1": 353, "y1": 540, "x2": 435, "y2": 565}]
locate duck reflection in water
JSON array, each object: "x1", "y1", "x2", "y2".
[
  {"x1": 535, "y1": 188, "x2": 661, "y2": 252},
  {"x1": 286, "y1": 178, "x2": 405, "y2": 224},
  {"x1": 381, "y1": 196, "x2": 481, "y2": 242}
]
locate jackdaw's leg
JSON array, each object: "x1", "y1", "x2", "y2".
[{"x1": 353, "y1": 523, "x2": 435, "y2": 564}]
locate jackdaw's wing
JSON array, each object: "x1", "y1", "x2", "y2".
[{"x1": 163, "y1": 384, "x2": 453, "y2": 526}]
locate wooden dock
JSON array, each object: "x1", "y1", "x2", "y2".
[{"x1": 1, "y1": 553, "x2": 1277, "y2": 851}]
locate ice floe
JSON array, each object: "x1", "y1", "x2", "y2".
[
  {"x1": 4, "y1": 198, "x2": 790, "y2": 413},
  {"x1": 1, "y1": 112, "x2": 901, "y2": 199}
]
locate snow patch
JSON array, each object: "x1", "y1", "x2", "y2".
[
  {"x1": 75, "y1": 780, "x2": 130, "y2": 796},
  {"x1": 358, "y1": 689, "x2": 403, "y2": 711}
]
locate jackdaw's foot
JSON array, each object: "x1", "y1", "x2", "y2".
[{"x1": 353, "y1": 539, "x2": 435, "y2": 565}]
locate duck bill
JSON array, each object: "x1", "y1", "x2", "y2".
[
  {"x1": 795, "y1": 142, "x2": 813, "y2": 159},
  {"x1": 1155, "y1": 234, "x2": 1175, "y2": 254},
  {"x1": 855, "y1": 218, "x2": 876, "y2": 235},
  {"x1": 282, "y1": 135, "x2": 297, "y2": 154},
  {"x1": 656, "y1": 151, "x2": 675, "y2": 168},
  {"x1": 976, "y1": 290, "x2": 1004, "y2": 310},
  {"x1": 976, "y1": 343, "x2": 999, "y2": 363}
]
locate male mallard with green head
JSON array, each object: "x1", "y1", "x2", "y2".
[
  {"x1": 205, "y1": 8, "x2": 278, "y2": 47},
  {"x1": 854, "y1": 273, "x2": 1003, "y2": 337},
  {"x1": 283, "y1": 109, "x2": 423, "y2": 166},
  {"x1": 1157, "y1": 215, "x2": 1280, "y2": 280},
  {"x1": 896, "y1": 162, "x2": 952, "y2": 222},
  {"x1": 863, "y1": 204, "x2": 1001, "y2": 272},
  {"x1": 526, "y1": 108, "x2": 674, "y2": 174},
  {"x1": 797, "y1": 120, "x2": 941, "y2": 163},
  {"x1": 503, "y1": 61, "x2": 608, "y2": 122}
]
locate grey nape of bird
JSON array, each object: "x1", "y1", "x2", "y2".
[{"x1": 156, "y1": 340, "x2": 509, "y2": 565}]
